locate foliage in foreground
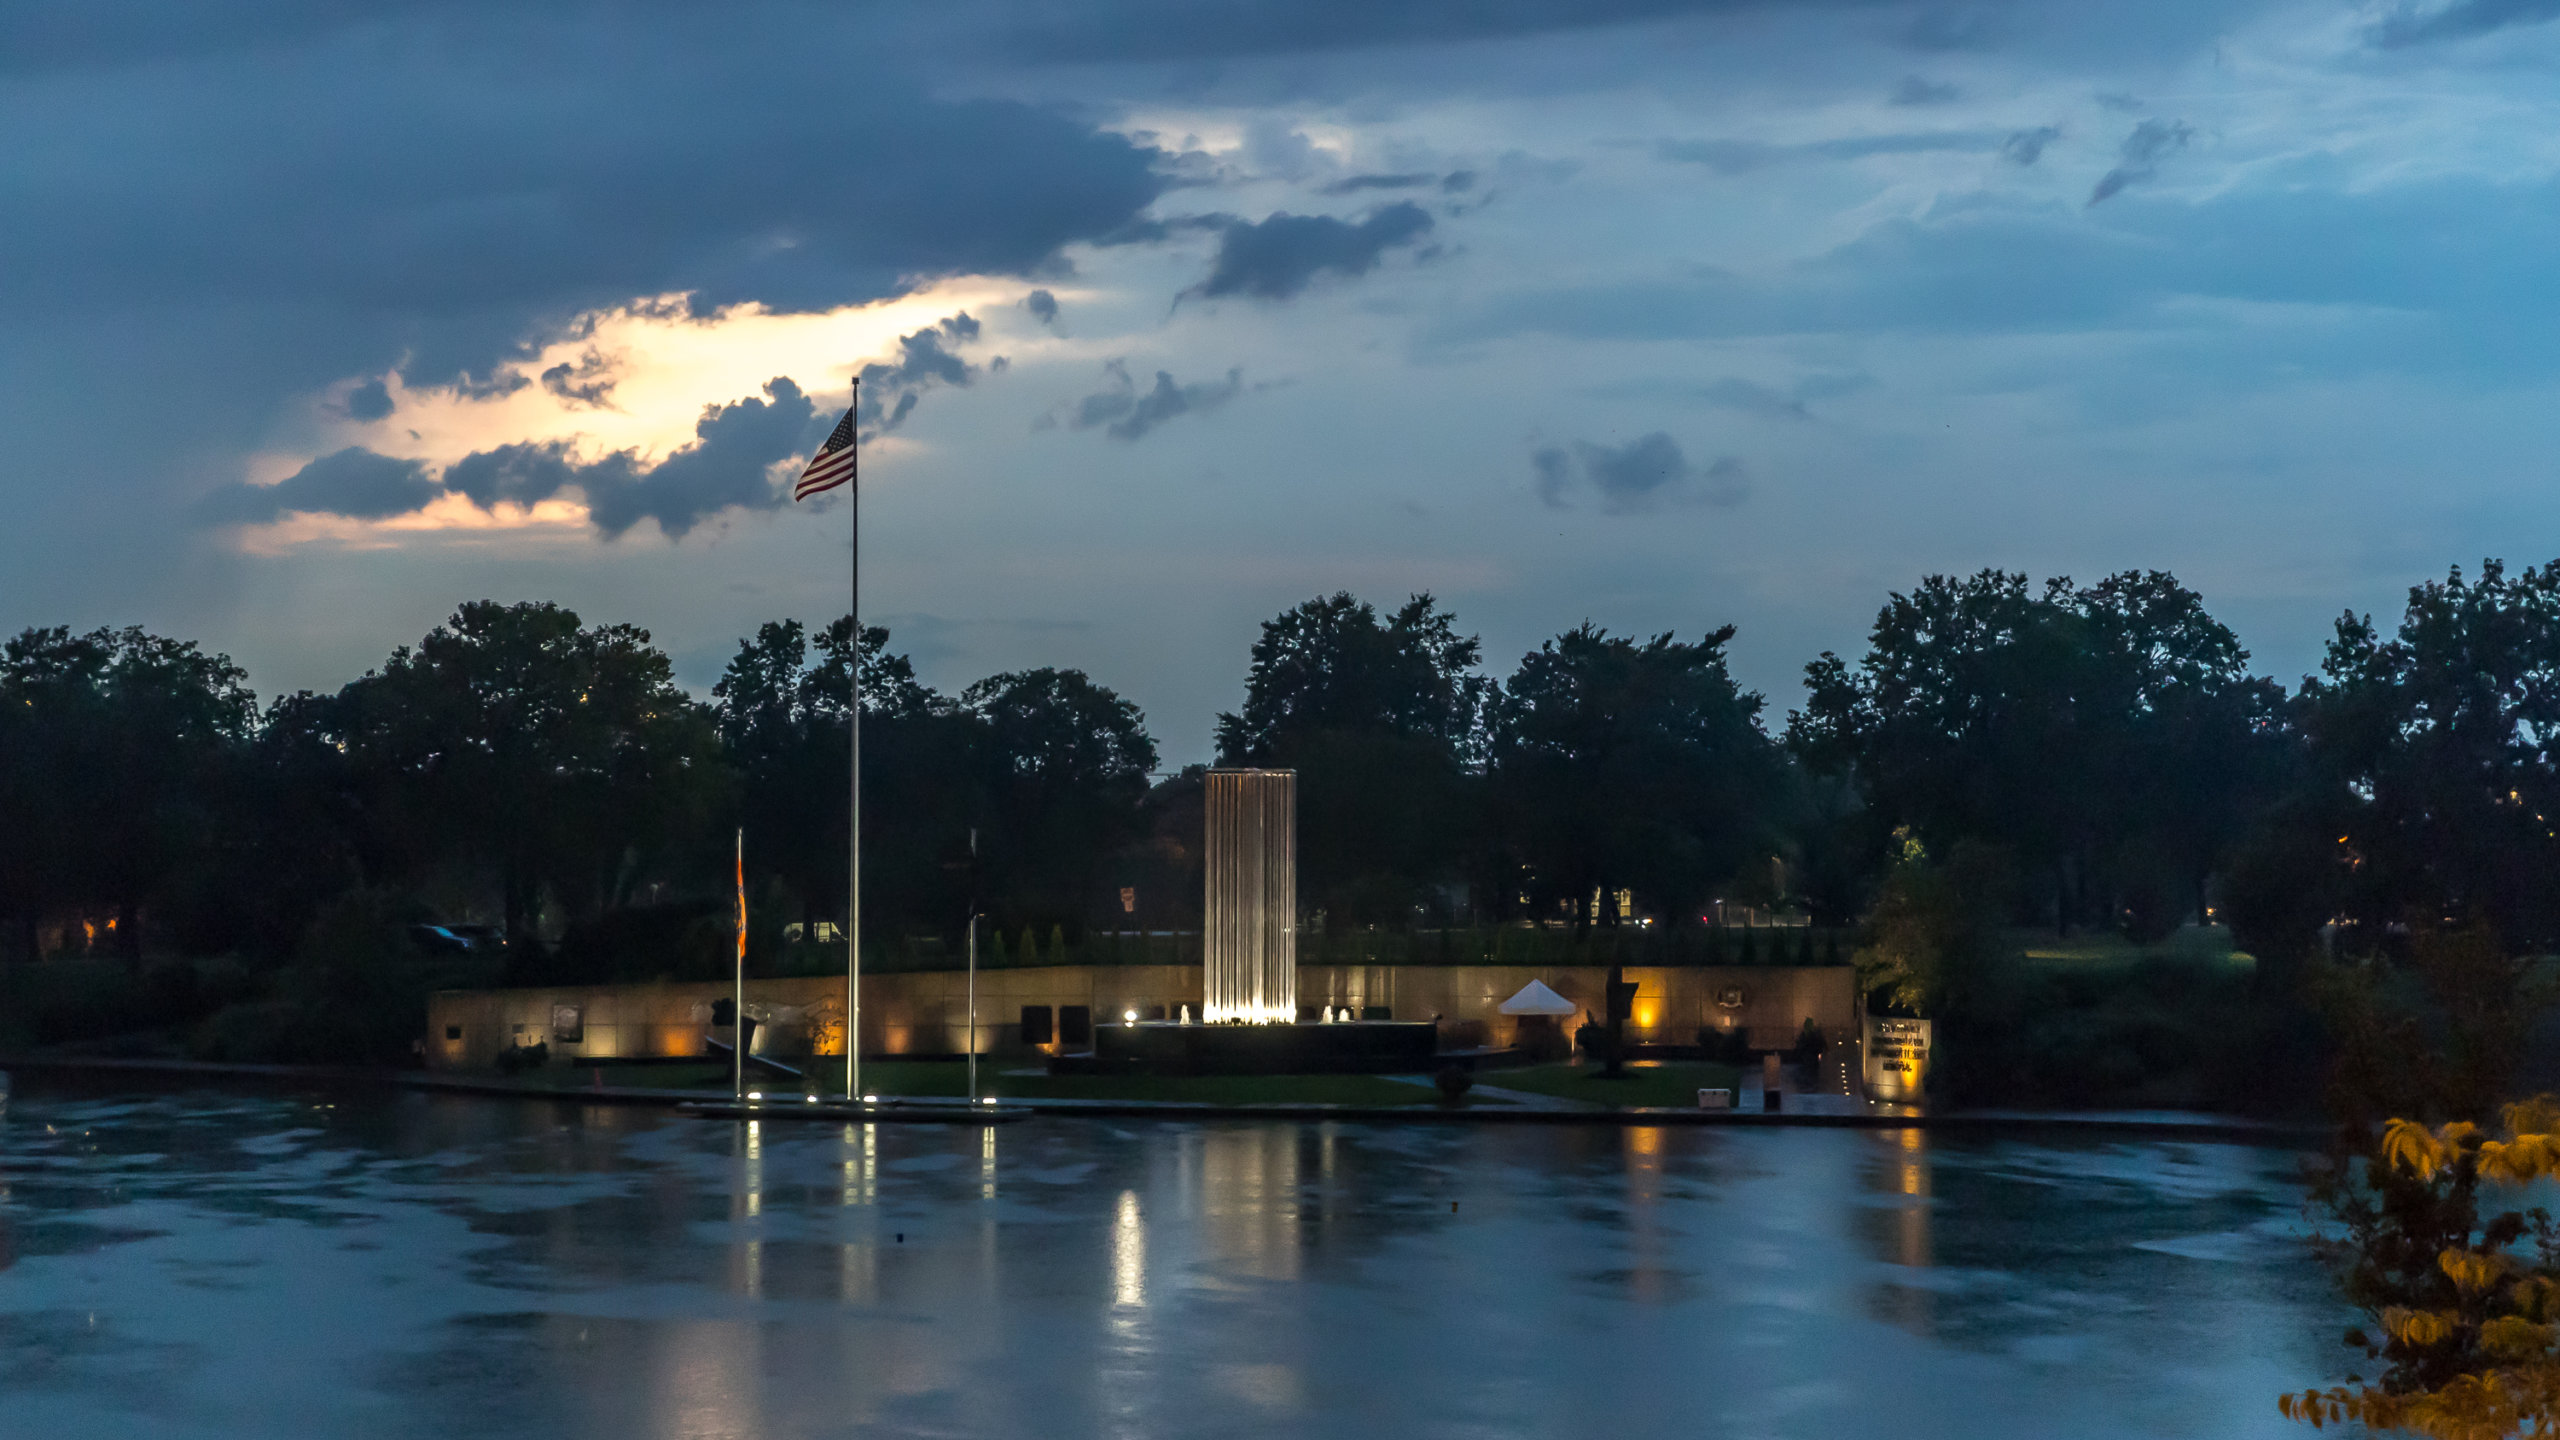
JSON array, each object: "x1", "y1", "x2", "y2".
[{"x1": 2285, "y1": 1098, "x2": 2560, "y2": 1438}]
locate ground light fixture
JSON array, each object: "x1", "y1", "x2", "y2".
[
  {"x1": 746, "y1": 1091, "x2": 763, "y2": 1101},
  {"x1": 1124, "y1": 1009, "x2": 1136, "y2": 1023},
  {"x1": 861, "y1": 1094, "x2": 879, "y2": 1104}
]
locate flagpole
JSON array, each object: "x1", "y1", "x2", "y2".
[
  {"x1": 733, "y1": 826, "x2": 745, "y2": 1101},
  {"x1": 846, "y1": 378, "x2": 862, "y2": 1103}
]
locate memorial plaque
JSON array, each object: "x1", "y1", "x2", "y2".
[
  {"x1": 551, "y1": 1004, "x2": 583, "y2": 1044},
  {"x1": 1863, "y1": 1016, "x2": 1931, "y2": 1101}
]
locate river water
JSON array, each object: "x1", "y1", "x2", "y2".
[{"x1": 0, "y1": 1082, "x2": 2346, "y2": 1439}]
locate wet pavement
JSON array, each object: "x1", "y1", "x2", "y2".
[{"x1": 0, "y1": 1079, "x2": 2348, "y2": 1439}]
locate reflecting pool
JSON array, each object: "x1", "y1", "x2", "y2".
[{"x1": 0, "y1": 1082, "x2": 2345, "y2": 1439}]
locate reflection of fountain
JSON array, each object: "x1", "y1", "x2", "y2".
[
  {"x1": 1198, "y1": 1126, "x2": 1302, "y2": 1282},
  {"x1": 1112, "y1": 1189, "x2": 1146, "y2": 1309}
]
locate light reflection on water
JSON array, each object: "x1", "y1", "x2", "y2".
[{"x1": 0, "y1": 1083, "x2": 2345, "y2": 1439}]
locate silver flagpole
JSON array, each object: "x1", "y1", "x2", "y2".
[
  {"x1": 733, "y1": 826, "x2": 744, "y2": 1101},
  {"x1": 847, "y1": 379, "x2": 862, "y2": 1103}
]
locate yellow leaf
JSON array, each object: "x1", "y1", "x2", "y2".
[{"x1": 2385, "y1": 1119, "x2": 2450, "y2": 1179}]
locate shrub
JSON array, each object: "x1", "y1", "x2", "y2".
[
  {"x1": 1788, "y1": 1018, "x2": 1826, "y2": 1065},
  {"x1": 1696, "y1": 1024, "x2": 1754, "y2": 1066},
  {"x1": 495, "y1": 1040, "x2": 550, "y2": 1075},
  {"x1": 1433, "y1": 1065, "x2": 1473, "y2": 1106}
]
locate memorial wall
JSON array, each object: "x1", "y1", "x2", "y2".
[{"x1": 423, "y1": 961, "x2": 1857, "y2": 1071}]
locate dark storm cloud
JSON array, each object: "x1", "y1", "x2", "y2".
[
  {"x1": 2372, "y1": 0, "x2": 2560, "y2": 45},
  {"x1": 197, "y1": 377, "x2": 812, "y2": 539},
  {"x1": 1534, "y1": 433, "x2": 1747, "y2": 513},
  {"x1": 442, "y1": 441, "x2": 596, "y2": 511},
  {"x1": 337, "y1": 378, "x2": 395, "y2": 421},
  {"x1": 853, "y1": 313, "x2": 985, "y2": 435},
  {"x1": 584, "y1": 376, "x2": 813, "y2": 538},
  {"x1": 2002, "y1": 125, "x2": 2062, "y2": 165},
  {"x1": 2090, "y1": 118, "x2": 2193, "y2": 204},
  {"x1": 1024, "y1": 289, "x2": 1060, "y2": 326},
  {"x1": 1069, "y1": 361, "x2": 1246, "y2": 440},
  {"x1": 2, "y1": 8, "x2": 1165, "y2": 392},
  {"x1": 195, "y1": 447, "x2": 442, "y2": 526},
  {"x1": 1657, "y1": 130, "x2": 2000, "y2": 174},
  {"x1": 1190, "y1": 203, "x2": 1436, "y2": 300},
  {"x1": 538, "y1": 349, "x2": 619, "y2": 409}
]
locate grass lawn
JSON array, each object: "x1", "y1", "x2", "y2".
[
  {"x1": 520, "y1": 1057, "x2": 1481, "y2": 1107},
  {"x1": 1487, "y1": 1060, "x2": 1744, "y2": 1109},
  {"x1": 996, "y1": 1071, "x2": 1479, "y2": 1107},
  {"x1": 2013, "y1": 923, "x2": 2252, "y2": 971}
]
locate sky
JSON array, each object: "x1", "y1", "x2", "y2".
[{"x1": 6, "y1": 0, "x2": 2559, "y2": 763}]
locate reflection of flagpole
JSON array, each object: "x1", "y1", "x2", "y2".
[
  {"x1": 847, "y1": 378, "x2": 862, "y2": 1103},
  {"x1": 733, "y1": 826, "x2": 745, "y2": 1100}
]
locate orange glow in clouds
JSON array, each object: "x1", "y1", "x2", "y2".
[{"x1": 233, "y1": 277, "x2": 1066, "y2": 547}]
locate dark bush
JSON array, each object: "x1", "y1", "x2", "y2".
[
  {"x1": 1433, "y1": 1064, "x2": 1473, "y2": 1106},
  {"x1": 495, "y1": 1040, "x2": 550, "y2": 1075},
  {"x1": 1696, "y1": 1024, "x2": 1754, "y2": 1065},
  {"x1": 1788, "y1": 1018, "x2": 1826, "y2": 1065},
  {"x1": 546, "y1": 899, "x2": 729, "y2": 984}
]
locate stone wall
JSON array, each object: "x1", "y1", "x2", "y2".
[
  {"x1": 1299, "y1": 963, "x2": 1855, "y2": 1050},
  {"x1": 423, "y1": 962, "x2": 1855, "y2": 1071}
]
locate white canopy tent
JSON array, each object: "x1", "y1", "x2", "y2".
[{"x1": 1497, "y1": 979, "x2": 1579, "y2": 1017}]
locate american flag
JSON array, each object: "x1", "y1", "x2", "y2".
[{"x1": 794, "y1": 403, "x2": 857, "y2": 501}]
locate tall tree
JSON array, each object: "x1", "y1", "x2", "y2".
[
  {"x1": 2305, "y1": 559, "x2": 2560, "y2": 954},
  {"x1": 336, "y1": 601, "x2": 718, "y2": 946},
  {"x1": 964, "y1": 667, "x2": 1157, "y2": 928},
  {"x1": 1793, "y1": 569, "x2": 2286, "y2": 935},
  {"x1": 1216, "y1": 592, "x2": 1489, "y2": 924},
  {"x1": 1488, "y1": 624, "x2": 1782, "y2": 927},
  {"x1": 0, "y1": 625, "x2": 256, "y2": 960},
  {"x1": 715, "y1": 616, "x2": 979, "y2": 941}
]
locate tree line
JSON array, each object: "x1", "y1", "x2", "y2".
[{"x1": 5, "y1": 560, "x2": 2556, "y2": 993}]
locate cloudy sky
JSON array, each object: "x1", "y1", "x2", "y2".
[{"x1": 8, "y1": 0, "x2": 2558, "y2": 761}]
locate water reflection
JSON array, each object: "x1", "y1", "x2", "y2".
[
  {"x1": 1112, "y1": 1189, "x2": 1146, "y2": 1309},
  {"x1": 1194, "y1": 1124, "x2": 1300, "y2": 1283},
  {"x1": 1620, "y1": 1125, "x2": 1673, "y2": 1301},
  {"x1": 0, "y1": 1084, "x2": 2348, "y2": 1440},
  {"x1": 659, "y1": 1320, "x2": 759, "y2": 1440},
  {"x1": 1866, "y1": 1124, "x2": 1936, "y2": 1335},
  {"x1": 842, "y1": 1120, "x2": 876, "y2": 1206}
]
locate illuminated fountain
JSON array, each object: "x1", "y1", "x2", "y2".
[
  {"x1": 1085, "y1": 767, "x2": 1436, "y2": 1075},
  {"x1": 1203, "y1": 768, "x2": 1297, "y2": 1024}
]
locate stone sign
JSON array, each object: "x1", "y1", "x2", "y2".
[{"x1": 1863, "y1": 1016, "x2": 1931, "y2": 1102}]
